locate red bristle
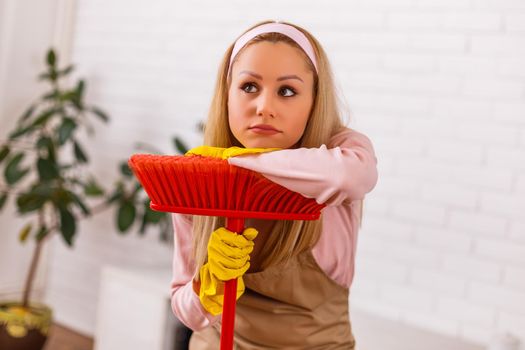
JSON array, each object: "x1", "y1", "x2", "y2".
[{"x1": 128, "y1": 153, "x2": 326, "y2": 220}]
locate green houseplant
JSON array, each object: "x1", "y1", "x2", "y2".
[
  {"x1": 0, "y1": 47, "x2": 113, "y2": 350},
  {"x1": 0, "y1": 48, "x2": 191, "y2": 350}
]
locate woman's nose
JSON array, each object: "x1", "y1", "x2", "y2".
[{"x1": 255, "y1": 91, "x2": 276, "y2": 118}]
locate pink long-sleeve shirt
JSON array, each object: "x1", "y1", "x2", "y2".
[{"x1": 170, "y1": 127, "x2": 379, "y2": 331}]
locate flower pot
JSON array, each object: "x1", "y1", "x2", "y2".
[{"x1": 0, "y1": 302, "x2": 52, "y2": 350}]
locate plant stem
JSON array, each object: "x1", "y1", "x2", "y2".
[
  {"x1": 21, "y1": 210, "x2": 48, "y2": 308},
  {"x1": 22, "y1": 239, "x2": 44, "y2": 308}
]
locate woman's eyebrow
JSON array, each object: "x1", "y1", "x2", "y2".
[{"x1": 239, "y1": 70, "x2": 304, "y2": 83}]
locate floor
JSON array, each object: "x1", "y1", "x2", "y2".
[
  {"x1": 44, "y1": 311, "x2": 486, "y2": 350},
  {"x1": 351, "y1": 308, "x2": 485, "y2": 350},
  {"x1": 44, "y1": 323, "x2": 93, "y2": 350}
]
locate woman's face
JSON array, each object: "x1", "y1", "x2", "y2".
[{"x1": 228, "y1": 41, "x2": 315, "y2": 149}]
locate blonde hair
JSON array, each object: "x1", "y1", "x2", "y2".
[{"x1": 192, "y1": 20, "x2": 364, "y2": 279}]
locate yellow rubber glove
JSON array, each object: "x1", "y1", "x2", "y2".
[
  {"x1": 186, "y1": 146, "x2": 281, "y2": 159},
  {"x1": 198, "y1": 226, "x2": 258, "y2": 316}
]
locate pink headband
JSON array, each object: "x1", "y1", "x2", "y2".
[{"x1": 227, "y1": 22, "x2": 318, "y2": 78}]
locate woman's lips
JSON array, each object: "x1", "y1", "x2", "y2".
[{"x1": 249, "y1": 124, "x2": 281, "y2": 135}]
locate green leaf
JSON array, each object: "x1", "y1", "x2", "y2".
[
  {"x1": 30, "y1": 108, "x2": 59, "y2": 128},
  {"x1": 19, "y1": 223, "x2": 32, "y2": 243},
  {"x1": 16, "y1": 192, "x2": 46, "y2": 214},
  {"x1": 73, "y1": 141, "x2": 88, "y2": 163},
  {"x1": 37, "y1": 157, "x2": 59, "y2": 181},
  {"x1": 35, "y1": 226, "x2": 49, "y2": 241},
  {"x1": 139, "y1": 199, "x2": 163, "y2": 234},
  {"x1": 4, "y1": 153, "x2": 29, "y2": 185},
  {"x1": 131, "y1": 182, "x2": 142, "y2": 197},
  {"x1": 58, "y1": 64, "x2": 75, "y2": 77},
  {"x1": 8, "y1": 125, "x2": 34, "y2": 140},
  {"x1": 90, "y1": 107, "x2": 109, "y2": 123},
  {"x1": 58, "y1": 118, "x2": 77, "y2": 145},
  {"x1": 75, "y1": 80, "x2": 85, "y2": 101},
  {"x1": 59, "y1": 207, "x2": 75, "y2": 246},
  {"x1": 0, "y1": 145, "x2": 10, "y2": 164},
  {"x1": 69, "y1": 191, "x2": 90, "y2": 216},
  {"x1": 59, "y1": 90, "x2": 77, "y2": 103},
  {"x1": 117, "y1": 200, "x2": 135, "y2": 232},
  {"x1": 0, "y1": 193, "x2": 7, "y2": 210},
  {"x1": 41, "y1": 90, "x2": 59, "y2": 100},
  {"x1": 46, "y1": 49, "x2": 56, "y2": 67},
  {"x1": 36, "y1": 136, "x2": 56, "y2": 162},
  {"x1": 119, "y1": 161, "x2": 133, "y2": 177},
  {"x1": 20, "y1": 104, "x2": 36, "y2": 123},
  {"x1": 173, "y1": 137, "x2": 189, "y2": 154},
  {"x1": 84, "y1": 179, "x2": 104, "y2": 196},
  {"x1": 36, "y1": 136, "x2": 51, "y2": 149}
]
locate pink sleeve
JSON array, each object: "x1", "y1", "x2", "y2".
[
  {"x1": 227, "y1": 128, "x2": 379, "y2": 288},
  {"x1": 226, "y1": 127, "x2": 378, "y2": 205},
  {"x1": 170, "y1": 213, "x2": 220, "y2": 331}
]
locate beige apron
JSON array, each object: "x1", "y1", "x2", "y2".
[{"x1": 189, "y1": 249, "x2": 356, "y2": 349}]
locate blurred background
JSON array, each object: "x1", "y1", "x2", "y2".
[{"x1": 0, "y1": 0, "x2": 524, "y2": 350}]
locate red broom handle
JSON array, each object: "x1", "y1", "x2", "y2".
[{"x1": 221, "y1": 217, "x2": 245, "y2": 350}]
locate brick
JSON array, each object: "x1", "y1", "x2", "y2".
[
  {"x1": 374, "y1": 175, "x2": 420, "y2": 198},
  {"x1": 471, "y1": 35, "x2": 525, "y2": 56},
  {"x1": 486, "y1": 147, "x2": 525, "y2": 170},
  {"x1": 450, "y1": 165, "x2": 514, "y2": 192},
  {"x1": 351, "y1": 299, "x2": 402, "y2": 320},
  {"x1": 356, "y1": 256, "x2": 409, "y2": 283},
  {"x1": 498, "y1": 58, "x2": 525, "y2": 78},
  {"x1": 420, "y1": 182, "x2": 478, "y2": 209},
  {"x1": 374, "y1": 135, "x2": 425, "y2": 157},
  {"x1": 459, "y1": 324, "x2": 493, "y2": 345},
  {"x1": 442, "y1": 254, "x2": 502, "y2": 283},
  {"x1": 410, "y1": 268, "x2": 467, "y2": 297},
  {"x1": 469, "y1": 282, "x2": 525, "y2": 314},
  {"x1": 449, "y1": 211, "x2": 507, "y2": 236},
  {"x1": 410, "y1": 33, "x2": 467, "y2": 52},
  {"x1": 386, "y1": 13, "x2": 442, "y2": 30},
  {"x1": 391, "y1": 198, "x2": 447, "y2": 226},
  {"x1": 381, "y1": 284, "x2": 435, "y2": 312},
  {"x1": 401, "y1": 310, "x2": 459, "y2": 336},
  {"x1": 498, "y1": 312, "x2": 525, "y2": 340},
  {"x1": 492, "y1": 102, "x2": 525, "y2": 125},
  {"x1": 509, "y1": 221, "x2": 525, "y2": 243},
  {"x1": 417, "y1": 0, "x2": 470, "y2": 9},
  {"x1": 437, "y1": 297, "x2": 496, "y2": 327},
  {"x1": 363, "y1": 196, "x2": 389, "y2": 216},
  {"x1": 413, "y1": 227, "x2": 472, "y2": 253},
  {"x1": 384, "y1": 53, "x2": 436, "y2": 73},
  {"x1": 345, "y1": 91, "x2": 431, "y2": 115},
  {"x1": 384, "y1": 240, "x2": 442, "y2": 268},
  {"x1": 506, "y1": 14, "x2": 525, "y2": 32},
  {"x1": 473, "y1": 0, "x2": 525, "y2": 10},
  {"x1": 442, "y1": 13, "x2": 502, "y2": 32},
  {"x1": 365, "y1": 217, "x2": 413, "y2": 241},
  {"x1": 357, "y1": 232, "x2": 386, "y2": 255},
  {"x1": 426, "y1": 140, "x2": 484, "y2": 167},
  {"x1": 481, "y1": 192, "x2": 525, "y2": 217},
  {"x1": 504, "y1": 266, "x2": 525, "y2": 292},
  {"x1": 438, "y1": 55, "x2": 496, "y2": 75},
  {"x1": 396, "y1": 158, "x2": 453, "y2": 183},
  {"x1": 433, "y1": 98, "x2": 493, "y2": 122},
  {"x1": 475, "y1": 238, "x2": 525, "y2": 264},
  {"x1": 462, "y1": 79, "x2": 524, "y2": 99}
]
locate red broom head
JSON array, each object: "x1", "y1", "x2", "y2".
[{"x1": 128, "y1": 154, "x2": 326, "y2": 220}]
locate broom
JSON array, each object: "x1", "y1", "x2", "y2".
[{"x1": 128, "y1": 153, "x2": 326, "y2": 350}]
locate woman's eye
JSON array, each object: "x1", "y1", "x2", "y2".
[
  {"x1": 280, "y1": 86, "x2": 296, "y2": 97},
  {"x1": 240, "y1": 83, "x2": 296, "y2": 97},
  {"x1": 241, "y1": 83, "x2": 257, "y2": 93}
]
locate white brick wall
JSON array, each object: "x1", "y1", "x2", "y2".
[{"x1": 43, "y1": 0, "x2": 525, "y2": 347}]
